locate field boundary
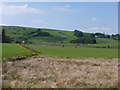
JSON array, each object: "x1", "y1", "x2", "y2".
[
  {"x1": 20, "y1": 44, "x2": 40, "y2": 53},
  {"x1": 3, "y1": 44, "x2": 40, "y2": 61}
]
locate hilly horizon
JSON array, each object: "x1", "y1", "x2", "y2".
[
  {"x1": 2, "y1": 26, "x2": 77, "y2": 43},
  {"x1": 1, "y1": 25, "x2": 118, "y2": 49}
]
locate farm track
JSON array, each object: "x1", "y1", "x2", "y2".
[{"x1": 2, "y1": 56, "x2": 118, "y2": 88}]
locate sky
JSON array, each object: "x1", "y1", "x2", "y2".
[{"x1": 1, "y1": 2, "x2": 118, "y2": 34}]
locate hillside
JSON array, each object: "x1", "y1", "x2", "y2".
[
  {"x1": 2, "y1": 26, "x2": 118, "y2": 46},
  {"x1": 2, "y1": 26, "x2": 77, "y2": 43}
]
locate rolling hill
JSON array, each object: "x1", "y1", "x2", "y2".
[
  {"x1": 2, "y1": 26, "x2": 118, "y2": 46},
  {"x1": 2, "y1": 26, "x2": 77, "y2": 43}
]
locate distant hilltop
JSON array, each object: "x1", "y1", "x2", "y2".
[{"x1": 1, "y1": 26, "x2": 120, "y2": 44}]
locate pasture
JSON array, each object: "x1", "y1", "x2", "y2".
[
  {"x1": 2, "y1": 43, "x2": 31, "y2": 58},
  {"x1": 90, "y1": 38, "x2": 118, "y2": 48},
  {"x1": 27, "y1": 44, "x2": 118, "y2": 58}
]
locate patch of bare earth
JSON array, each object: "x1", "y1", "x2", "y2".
[{"x1": 2, "y1": 57, "x2": 118, "y2": 88}]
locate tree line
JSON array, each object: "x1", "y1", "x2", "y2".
[
  {"x1": 70, "y1": 37, "x2": 96, "y2": 44},
  {"x1": 73, "y1": 30, "x2": 114, "y2": 38},
  {"x1": 70, "y1": 30, "x2": 120, "y2": 44}
]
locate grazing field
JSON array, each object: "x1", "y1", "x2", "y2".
[
  {"x1": 96, "y1": 38, "x2": 118, "y2": 44},
  {"x1": 2, "y1": 57, "x2": 118, "y2": 88},
  {"x1": 89, "y1": 43, "x2": 118, "y2": 49},
  {"x1": 27, "y1": 44, "x2": 118, "y2": 58},
  {"x1": 90, "y1": 38, "x2": 118, "y2": 48},
  {"x1": 3, "y1": 26, "x2": 118, "y2": 44},
  {"x1": 2, "y1": 43, "x2": 31, "y2": 58}
]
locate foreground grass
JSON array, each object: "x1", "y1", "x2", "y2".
[
  {"x1": 2, "y1": 43, "x2": 31, "y2": 58},
  {"x1": 27, "y1": 44, "x2": 118, "y2": 58},
  {"x1": 2, "y1": 57, "x2": 118, "y2": 88}
]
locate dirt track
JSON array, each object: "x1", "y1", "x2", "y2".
[{"x1": 2, "y1": 57, "x2": 118, "y2": 88}]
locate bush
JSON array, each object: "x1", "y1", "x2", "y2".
[
  {"x1": 70, "y1": 37, "x2": 96, "y2": 44},
  {"x1": 38, "y1": 32, "x2": 50, "y2": 36},
  {"x1": 83, "y1": 33, "x2": 95, "y2": 38},
  {"x1": 74, "y1": 30, "x2": 83, "y2": 37}
]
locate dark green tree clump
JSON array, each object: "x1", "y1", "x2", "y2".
[
  {"x1": 83, "y1": 33, "x2": 95, "y2": 38},
  {"x1": 70, "y1": 37, "x2": 96, "y2": 44},
  {"x1": 111, "y1": 34, "x2": 120, "y2": 40},
  {"x1": 33, "y1": 29, "x2": 51, "y2": 37},
  {"x1": 2, "y1": 29, "x2": 11, "y2": 43},
  {"x1": 38, "y1": 31, "x2": 50, "y2": 36},
  {"x1": 95, "y1": 33, "x2": 106, "y2": 38},
  {"x1": 74, "y1": 30, "x2": 83, "y2": 37}
]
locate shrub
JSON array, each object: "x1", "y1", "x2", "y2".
[
  {"x1": 70, "y1": 37, "x2": 96, "y2": 44},
  {"x1": 74, "y1": 30, "x2": 83, "y2": 37}
]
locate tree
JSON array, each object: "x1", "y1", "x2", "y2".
[
  {"x1": 111, "y1": 34, "x2": 115, "y2": 38},
  {"x1": 38, "y1": 29, "x2": 41, "y2": 31},
  {"x1": 2, "y1": 29, "x2": 11, "y2": 43},
  {"x1": 74, "y1": 30, "x2": 83, "y2": 37},
  {"x1": 106, "y1": 35, "x2": 110, "y2": 38},
  {"x1": 95, "y1": 33, "x2": 106, "y2": 38},
  {"x1": 111, "y1": 34, "x2": 120, "y2": 40},
  {"x1": 2, "y1": 29, "x2": 6, "y2": 42},
  {"x1": 116, "y1": 34, "x2": 120, "y2": 37},
  {"x1": 38, "y1": 31, "x2": 50, "y2": 36},
  {"x1": 90, "y1": 33, "x2": 95, "y2": 38},
  {"x1": 23, "y1": 28, "x2": 25, "y2": 30}
]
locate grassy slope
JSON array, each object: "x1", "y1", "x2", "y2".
[
  {"x1": 3, "y1": 26, "x2": 36, "y2": 38},
  {"x1": 2, "y1": 26, "x2": 118, "y2": 47},
  {"x1": 27, "y1": 45, "x2": 118, "y2": 58},
  {"x1": 2, "y1": 43, "x2": 31, "y2": 58},
  {"x1": 3, "y1": 26, "x2": 77, "y2": 43},
  {"x1": 90, "y1": 38, "x2": 118, "y2": 48},
  {"x1": 96, "y1": 38, "x2": 117, "y2": 44},
  {"x1": 30, "y1": 30, "x2": 76, "y2": 43}
]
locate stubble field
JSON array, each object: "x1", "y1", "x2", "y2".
[{"x1": 2, "y1": 56, "x2": 118, "y2": 88}]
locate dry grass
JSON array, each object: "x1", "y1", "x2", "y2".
[{"x1": 2, "y1": 57, "x2": 118, "y2": 88}]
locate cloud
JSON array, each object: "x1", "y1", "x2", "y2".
[
  {"x1": 54, "y1": 5, "x2": 76, "y2": 12},
  {"x1": 0, "y1": 24, "x2": 6, "y2": 26},
  {"x1": 32, "y1": 19, "x2": 43, "y2": 23},
  {"x1": 101, "y1": 27, "x2": 111, "y2": 31},
  {"x1": 90, "y1": 27, "x2": 99, "y2": 31},
  {"x1": 90, "y1": 27, "x2": 111, "y2": 31},
  {"x1": 1, "y1": 4, "x2": 45, "y2": 15},
  {"x1": 64, "y1": 4, "x2": 71, "y2": 8},
  {"x1": 91, "y1": 18, "x2": 97, "y2": 21}
]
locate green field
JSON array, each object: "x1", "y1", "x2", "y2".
[
  {"x1": 27, "y1": 44, "x2": 118, "y2": 58},
  {"x1": 2, "y1": 26, "x2": 118, "y2": 59},
  {"x1": 2, "y1": 43, "x2": 31, "y2": 58}
]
